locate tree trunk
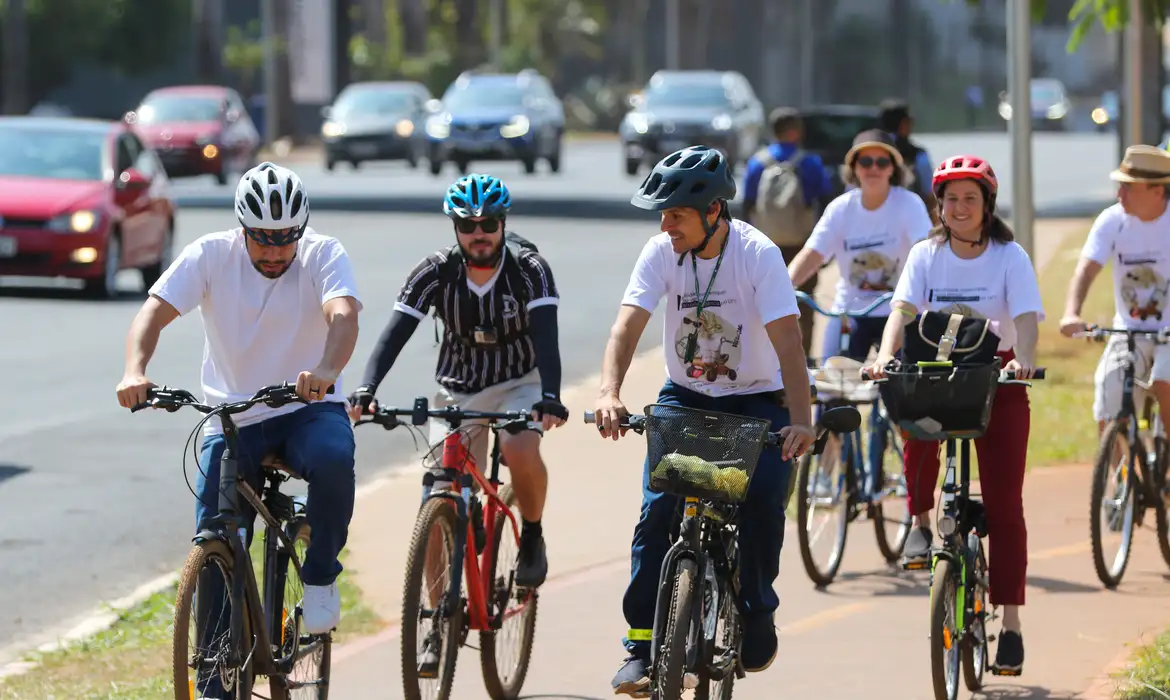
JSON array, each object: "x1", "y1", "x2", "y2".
[{"x1": 397, "y1": 0, "x2": 428, "y2": 55}]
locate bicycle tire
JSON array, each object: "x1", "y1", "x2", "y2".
[
  {"x1": 480, "y1": 485, "x2": 539, "y2": 700},
  {"x1": 795, "y1": 437, "x2": 849, "y2": 587},
  {"x1": 694, "y1": 577, "x2": 739, "y2": 700},
  {"x1": 172, "y1": 538, "x2": 258, "y2": 700},
  {"x1": 961, "y1": 537, "x2": 988, "y2": 691},
  {"x1": 401, "y1": 497, "x2": 463, "y2": 700},
  {"x1": 872, "y1": 428, "x2": 911, "y2": 562},
  {"x1": 1089, "y1": 420, "x2": 1138, "y2": 589},
  {"x1": 656, "y1": 558, "x2": 697, "y2": 700},
  {"x1": 271, "y1": 517, "x2": 331, "y2": 699},
  {"x1": 929, "y1": 558, "x2": 960, "y2": 700}
]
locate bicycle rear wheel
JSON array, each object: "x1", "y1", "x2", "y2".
[
  {"x1": 655, "y1": 558, "x2": 697, "y2": 700},
  {"x1": 268, "y1": 517, "x2": 331, "y2": 699},
  {"x1": 172, "y1": 539, "x2": 256, "y2": 700},
  {"x1": 796, "y1": 434, "x2": 849, "y2": 587},
  {"x1": 929, "y1": 558, "x2": 961, "y2": 700},
  {"x1": 480, "y1": 485, "x2": 539, "y2": 700},
  {"x1": 1089, "y1": 420, "x2": 1138, "y2": 589},
  {"x1": 402, "y1": 497, "x2": 463, "y2": 700}
]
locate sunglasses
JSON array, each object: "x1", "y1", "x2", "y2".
[
  {"x1": 454, "y1": 217, "x2": 503, "y2": 234},
  {"x1": 244, "y1": 226, "x2": 301, "y2": 247},
  {"x1": 856, "y1": 155, "x2": 893, "y2": 169}
]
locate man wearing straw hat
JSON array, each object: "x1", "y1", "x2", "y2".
[{"x1": 1061, "y1": 145, "x2": 1170, "y2": 459}]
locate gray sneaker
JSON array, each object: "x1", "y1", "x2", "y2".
[{"x1": 611, "y1": 654, "x2": 651, "y2": 697}]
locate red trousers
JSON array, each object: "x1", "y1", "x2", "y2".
[{"x1": 903, "y1": 350, "x2": 1030, "y2": 606}]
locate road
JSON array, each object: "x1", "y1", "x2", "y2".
[
  {"x1": 0, "y1": 210, "x2": 663, "y2": 663},
  {"x1": 168, "y1": 132, "x2": 1125, "y2": 216}
]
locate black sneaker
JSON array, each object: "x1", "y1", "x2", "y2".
[
  {"x1": 611, "y1": 654, "x2": 651, "y2": 696},
  {"x1": 514, "y1": 529, "x2": 548, "y2": 588},
  {"x1": 993, "y1": 630, "x2": 1024, "y2": 675},
  {"x1": 901, "y1": 526, "x2": 933, "y2": 564},
  {"x1": 741, "y1": 614, "x2": 778, "y2": 672}
]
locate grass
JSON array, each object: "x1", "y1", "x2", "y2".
[
  {"x1": 1114, "y1": 629, "x2": 1170, "y2": 699},
  {"x1": 0, "y1": 538, "x2": 383, "y2": 700}
]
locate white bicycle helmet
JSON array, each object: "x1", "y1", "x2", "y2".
[{"x1": 234, "y1": 161, "x2": 310, "y2": 246}]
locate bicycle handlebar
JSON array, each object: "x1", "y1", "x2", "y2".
[
  {"x1": 129, "y1": 382, "x2": 335, "y2": 415},
  {"x1": 1072, "y1": 325, "x2": 1170, "y2": 343},
  {"x1": 857, "y1": 366, "x2": 1046, "y2": 382},
  {"x1": 353, "y1": 396, "x2": 537, "y2": 433},
  {"x1": 793, "y1": 291, "x2": 895, "y2": 319}
]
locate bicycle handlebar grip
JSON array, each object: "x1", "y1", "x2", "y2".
[{"x1": 583, "y1": 410, "x2": 595, "y2": 423}]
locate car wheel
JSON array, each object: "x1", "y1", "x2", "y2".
[
  {"x1": 325, "y1": 157, "x2": 336, "y2": 171},
  {"x1": 625, "y1": 158, "x2": 639, "y2": 176},
  {"x1": 430, "y1": 158, "x2": 443, "y2": 176},
  {"x1": 83, "y1": 233, "x2": 122, "y2": 300},
  {"x1": 456, "y1": 158, "x2": 470, "y2": 175},
  {"x1": 215, "y1": 169, "x2": 227, "y2": 186},
  {"x1": 139, "y1": 222, "x2": 174, "y2": 290},
  {"x1": 522, "y1": 155, "x2": 536, "y2": 175},
  {"x1": 547, "y1": 136, "x2": 562, "y2": 174}
]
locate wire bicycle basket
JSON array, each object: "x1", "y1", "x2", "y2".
[
  {"x1": 643, "y1": 404, "x2": 772, "y2": 503},
  {"x1": 879, "y1": 359, "x2": 1002, "y2": 441}
]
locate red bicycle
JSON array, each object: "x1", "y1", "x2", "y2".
[{"x1": 356, "y1": 396, "x2": 539, "y2": 700}]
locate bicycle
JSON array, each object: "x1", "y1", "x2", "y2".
[
  {"x1": 129, "y1": 382, "x2": 333, "y2": 700},
  {"x1": 354, "y1": 397, "x2": 541, "y2": 700},
  {"x1": 584, "y1": 403, "x2": 862, "y2": 699},
  {"x1": 1073, "y1": 326, "x2": 1170, "y2": 588},
  {"x1": 792, "y1": 290, "x2": 912, "y2": 586},
  {"x1": 867, "y1": 359, "x2": 1045, "y2": 700}
]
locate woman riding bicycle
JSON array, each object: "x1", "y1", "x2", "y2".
[
  {"x1": 787, "y1": 129, "x2": 933, "y2": 363},
  {"x1": 864, "y1": 155, "x2": 1044, "y2": 675}
]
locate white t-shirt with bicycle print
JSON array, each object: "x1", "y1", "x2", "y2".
[
  {"x1": 1082, "y1": 203, "x2": 1170, "y2": 332},
  {"x1": 806, "y1": 187, "x2": 932, "y2": 318},
  {"x1": 621, "y1": 218, "x2": 811, "y2": 397},
  {"x1": 892, "y1": 238, "x2": 1045, "y2": 351}
]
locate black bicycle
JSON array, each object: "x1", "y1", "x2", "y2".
[
  {"x1": 585, "y1": 403, "x2": 860, "y2": 700},
  {"x1": 1073, "y1": 326, "x2": 1170, "y2": 588},
  {"x1": 869, "y1": 359, "x2": 1044, "y2": 700},
  {"x1": 355, "y1": 397, "x2": 541, "y2": 700},
  {"x1": 130, "y1": 382, "x2": 332, "y2": 700}
]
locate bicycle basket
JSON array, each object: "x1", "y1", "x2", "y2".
[
  {"x1": 812, "y1": 356, "x2": 879, "y2": 403},
  {"x1": 643, "y1": 404, "x2": 772, "y2": 503},
  {"x1": 878, "y1": 360, "x2": 1001, "y2": 441}
]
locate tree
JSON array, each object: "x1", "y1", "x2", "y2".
[{"x1": 961, "y1": 0, "x2": 1170, "y2": 50}]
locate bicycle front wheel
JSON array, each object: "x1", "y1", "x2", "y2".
[
  {"x1": 172, "y1": 539, "x2": 256, "y2": 700},
  {"x1": 872, "y1": 423, "x2": 911, "y2": 562},
  {"x1": 961, "y1": 536, "x2": 989, "y2": 691},
  {"x1": 929, "y1": 558, "x2": 961, "y2": 700},
  {"x1": 480, "y1": 485, "x2": 538, "y2": 700},
  {"x1": 796, "y1": 434, "x2": 849, "y2": 587},
  {"x1": 655, "y1": 558, "x2": 697, "y2": 700},
  {"x1": 269, "y1": 517, "x2": 331, "y2": 699},
  {"x1": 1089, "y1": 420, "x2": 1138, "y2": 589},
  {"x1": 402, "y1": 497, "x2": 463, "y2": 700}
]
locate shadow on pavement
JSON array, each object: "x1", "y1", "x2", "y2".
[
  {"x1": 973, "y1": 684, "x2": 1081, "y2": 699},
  {"x1": 0, "y1": 464, "x2": 30, "y2": 487},
  {"x1": 1025, "y1": 575, "x2": 1104, "y2": 595},
  {"x1": 818, "y1": 567, "x2": 931, "y2": 598}
]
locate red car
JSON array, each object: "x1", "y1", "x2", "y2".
[
  {"x1": 128, "y1": 85, "x2": 260, "y2": 185},
  {"x1": 0, "y1": 116, "x2": 177, "y2": 298}
]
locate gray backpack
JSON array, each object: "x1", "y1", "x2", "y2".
[{"x1": 751, "y1": 148, "x2": 817, "y2": 247}]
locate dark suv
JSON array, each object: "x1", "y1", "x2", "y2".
[
  {"x1": 425, "y1": 69, "x2": 565, "y2": 176},
  {"x1": 797, "y1": 105, "x2": 882, "y2": 198}
]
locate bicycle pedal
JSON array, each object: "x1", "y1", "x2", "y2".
[
  {"x1": 990, "y1": 665, "x2": 1021, "y2": 677},
  {"x1": 901, "y1": 558, "x2": 930, "y2": 571}
]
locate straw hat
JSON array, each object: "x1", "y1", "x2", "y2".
[
  {"x1": 1109, "y1": 145, "x2": 1170, "y2": 184},
  {"x1": 843, "y1": 129, "x2": 905, "y2": 168}
]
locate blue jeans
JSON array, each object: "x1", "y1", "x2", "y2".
[
  {"x1": 821, "y1": 314, "x2": 890, "y2": 495},
  {"x1": 622, "y1": 380, "x2": 793, "y2": 656}
]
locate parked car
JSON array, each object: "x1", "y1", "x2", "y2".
[
  {"x1": 425, "y1": 69, "x2": 565, "y2": 176},
  {"x1": 127, "y1": 85, "x2": 261, "y2": 184},
  {"x1": 1093, "y1": 86, "x2": 1170, "y2": 133},
  {"x1": 0, "y1": 116, "x2": 176, "y2": 298},
  {"x1": 798, "y1": 104, "x2": 883, "y2": 198},
  {"x1": 998, "y1": 78, "x2": 1071, "y2": 131},
  {"x1": 320, "y1": 81, "x2": 435, "y2": 170},
  {"x1": 618, "y1": 69, "x2": 765, "y2": 176}
]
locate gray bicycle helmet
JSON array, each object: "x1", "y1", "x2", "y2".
[{"x1": 631, "y1": 145, "x2": 737, "y2": 263}]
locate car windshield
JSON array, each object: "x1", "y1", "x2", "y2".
[
  {"x1": 644, "y1": 83, "x2": 731, "y2": 109},
  {"x1": 802, "y1": 115, "x2": 881, "y2": 156},
  {"x1": 444, "y1": 83, "x2": 526, "y2": 111},
  {"x1": 1102, "y1": 91, "x2": 1119, "y2": 110},
  {"x1": 1031, "y1": 82, "x2": 1063, "y2": 104},
  {"x1": 0, "y1": 126, "x2": 105, "y2": 180},
  {"x1": 136, "y1": 95, "x2": 222, "y2": 124},
  {"x1": 333, "y1": 89, "x2": 414, "y2": 118}
]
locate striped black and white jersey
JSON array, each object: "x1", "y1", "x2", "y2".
[{"x1": 394, "y1": 245, "x2": 559, "y2": 394}]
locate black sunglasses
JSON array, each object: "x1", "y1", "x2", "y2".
[
  {"x1": 856, "y1": 155, "x2": 892, "y2": 169},
  {"x1": 454, "y1": 218, "x2": 503, "y2": 234}
]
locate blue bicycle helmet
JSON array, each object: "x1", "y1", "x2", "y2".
[
  {"x1": 631, "y1": 145, "x2": 737, "y2": 213},
  {"x1": 443, "y1": 173, "x2": 512, "y2": 219}
]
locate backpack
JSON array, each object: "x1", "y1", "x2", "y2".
[
  {"x1": 894, "y1": 139, "x2": 932, "y2": 204},
  {"x1": 431, "y1": 230, "x2": 539, "y2": 344},
  {"x1": 751, "y1": 148, "x2": 817, "y2": 247}
]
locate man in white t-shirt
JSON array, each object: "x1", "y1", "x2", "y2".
[
  {"x1": 592, "y1": 145, "x2": 815, "y2": 695},
  {"x1": 1061, "y1": 146, "x2": 1170, "y2": 443},
  {"x1": 115, "y1": 163, "x2": 361, "y2": 697}
]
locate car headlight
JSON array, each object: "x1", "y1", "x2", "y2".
[
  {"x1": 711, "y1": 114, "x2": 732, "y2": 130},
  {"x1": 426, "y1": 116, "x2": 450, "y2": 139},
  {"x1": 321, "y1": 120, "x2": 346, "y2": 138},
  {"x1": 46, "y1": 210, "x2": 99, "y2": 234},
  {"x1": 500, "y1": 115, "x2": 530, "y2": 138},
  {"x1": 1092, "y1": 107, "x2": 1109, "y2": 124},
  {"x1": 626, "y1": 113, "x2": 649, "y2": 134},
  {"x1": 1047, "y1": 102, "x2": 1067, "y2": 119},
  {"x1": 395, "y1": 119, "x2": 414, "y2": 137},
  {"x1": 998, "y1": 103, "x2": 1012, "y2": 119}
]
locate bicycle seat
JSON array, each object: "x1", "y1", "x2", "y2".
[
  {"x1": 812, "y1": 356, "x2": 879, "y2": 403},
  {"x1": 260, "y1": 449, "x2": 301, "y2": 480}
]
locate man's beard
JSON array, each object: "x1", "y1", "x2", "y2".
[
  {"x1": 461, "y1": 237, "x2": 503, "y2": 268},
  {"x1": 252, "y1": 256, "x2": 295, "y2": 279}
]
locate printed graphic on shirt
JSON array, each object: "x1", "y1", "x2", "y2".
[
  {"x1": 928, "y1": 285, "x2": 991, "y2": 320},
  {"x1": 1119, "y1": 258, "x2": 1168, "y2": 322},
  {"x1": 673, "y1": 306, "x2": 744, "y2": 384},
  {"x1": 848, "y1": 249, "x2": 899, "y2": 292}
]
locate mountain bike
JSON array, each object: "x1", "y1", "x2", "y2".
[
  {"x1": 1073, "y1": 326, "x2": 1170, "y2": 588},
  {"x1": 130, "y1": 382, "x2": 333, "y2": 700},
  {"x1": 868, "y1": 360, "x2": 1045, "y2": 700},
  {"x1": 354, "y1": 396, "x2": 540, "y2": 700},
  {"x1": 793, "y1": 290, "x2": 912, "y2": 586},
  {"x1": 584, "y1": 403, "x2": 861, "y2": 700}
]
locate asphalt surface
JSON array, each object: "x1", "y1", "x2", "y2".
[
  {"x1": 169, "y1": 131, "x2": 1125, "y2": 218},
  {"x1": 0, "y1": 210, "x2": 664, "y2": 662}
]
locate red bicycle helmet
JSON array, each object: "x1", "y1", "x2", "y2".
[{"x1": 932, "y1": 155, "x2": 998, "y2": 197}]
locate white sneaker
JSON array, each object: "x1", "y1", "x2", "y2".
[{"x1": 302, "y1": 582, "x2": 341, "y2": 635}]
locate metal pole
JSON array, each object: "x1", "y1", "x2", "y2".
[
  {"x1": 261, "y1": 0, "x2": 279, "y2": 146},
  {"x1": 800, "y1": 0, "x2": 813, "y2": 107},
  {"x1": 666, "y1": 0, "x2": 680, "y2": 70},
  {"x1": 1007, "y1": 0, "x2": 1034, "y2": 262},
  {"x1": 3, "y1": 0, "x2": 28, "y2": 115},
  {"x1": 489, "y1": 0, "x2": 502, "y2": 69},
  {"x1": 1123, "y1": 0, "x2": 1144, "y2": 148}
]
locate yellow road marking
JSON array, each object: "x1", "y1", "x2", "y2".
[{"x1": 778, "y1": 602, "x2": 873, "y2": 636}]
